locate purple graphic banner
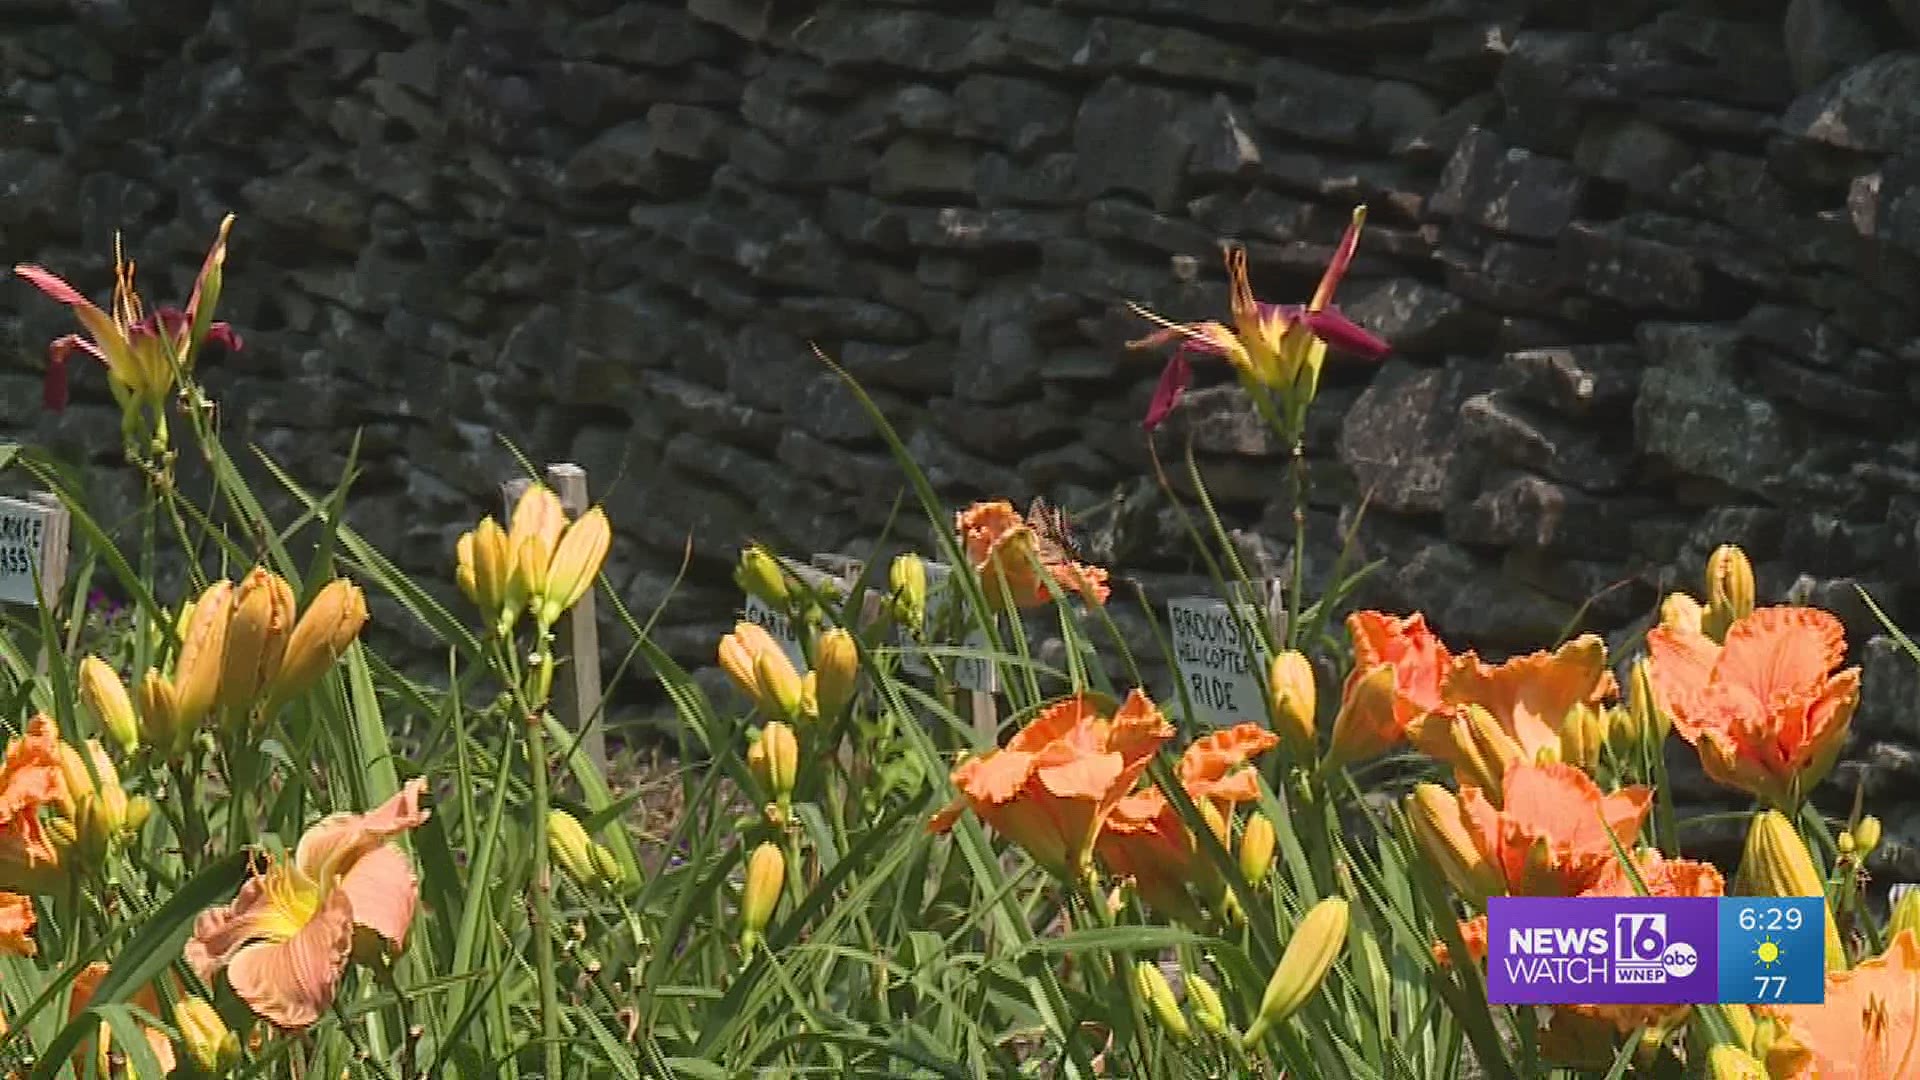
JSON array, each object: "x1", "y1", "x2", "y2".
[{"x1": 1486, "y1": 897, "x2": 1720, "y2": 1005}]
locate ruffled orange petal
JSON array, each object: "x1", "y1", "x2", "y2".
[
  {"x1": 952, "y1": 750, "x2": 1037, "y2": 806},
  {"x1": 1715, "y1": 607, "x2": 1846, "y2": 709},
  {"x1": 1348, "y1": 611, "x2": 1451, "y2": 714},
  {"x1": 294, "y1": 778, "x2": 430, "y2": 887},
  {"x1": 1009, "y1": 696, "x2": 1101, "y2": 754},
  {"x1": 227, "y1": 887, "x2": 355, "y2": 1030},
  {"x1": 1433, "y1": 915, "x2": 1489, "y2": 968},
  {"x1": 1443, "y1": 635, "x2": 1612, "y2": 762},
  {"x1": 1645, "y1": 622, "x2": 1723, "y2": 743},
  {"x1": 338, "y1": 843, "x2": 420, "y2": 950},
  {"x1": 1178, "y1": 722, "x2": 1280, "y2": 800},
  {"x1": 1765, "y1": 929, "x2": 1920, "y2": 1080},
  {"x1": 0, "y1": 892, "x2": 33, "y2": 957}
]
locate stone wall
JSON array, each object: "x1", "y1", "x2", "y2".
[{"x1": 9, "y1": 0, "x2": 1920, "y2": 868}]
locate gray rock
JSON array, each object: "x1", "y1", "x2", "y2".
[
  {"x1": 1501, "y1": 346, "x2": 1642, "y2": 418},
  {"x1": 1784, "y1": 0, "x2": 1881, "y2": 91},
  {"x1": 1339, "y1": 279, "x2": 1480, "y2": 354},
  {"x1": 1430, "y1": 128, "x2": 1586, "y2": 241},
  {"x1": 1459, "y1": 390, "x2": 1636, "y2": 493},
  {"x1": 1782, "y1": 52, "x2": 1920, "y2": 152},
  {"x1": 1074, "y1": 78, "x2": 1202, "y2": 212},
  {"x1": 952, "y1": 74, "x2": 1076, "y2": 156},
  {"x1": 1447, "y1": 469, "x2": 1649, "y2": 559},
  {"x1": 1338, "y1": 358, "x2": 1499, "y2": 516},
  {"x1": 871, "y1": 138, "x2": 977, "y2": 200},
  {"x1": 1556, "y1": 221, "x2": 1706, "y2": 313},
  {"x1": 791, "y1": 9, "x2": 1008, "y2": 74},
  {"x1": 1635, "y1": 323, "x2": 1798, "y2": 496},
  {"x1": 953, "y1": 287, "x2": 1044, "y2": 403}
]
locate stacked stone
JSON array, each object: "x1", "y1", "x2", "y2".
[{"x1": 13, "y1": 0, "x2": 1920, "y2": 870}]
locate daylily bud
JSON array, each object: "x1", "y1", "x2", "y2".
[
  {"x1": 137, "y1": 671, "x2": 187, "y2": 760},
  {"x1": 1606, "y1": 705, "x2": 1641, "y2": 760},
  {"x1": 1887, "y1": 888, "x2": 1920, "y2": 940},
  {"x1": 1558, "y1": 702, "x2": 1607, "y2": 773},
  {"x1": 266, "y1": 579, "x2": 368, "y2": 712},
  {"x1": 548, "y1": 809, "x2": 601, "y2": 890},
  {"x1": 756, "y1": 651, "x2": 805, "y2": 721},
  {"x1": 458, "y1": 517, "x2": 515, "y2": 635},
  {"x1": 1450, "y1": 705, "x2": 1524, "y2": 804},
  {"x1": 748, "y1": 722, "x2": 799, "y2": 821},
  {"x1": 537, "y1": 507, "x2": 611, "y2": 629},
  {"x1": 507, "y1": 484, "x2": 566, "y2": 606},
  {"x1": 1239, "y1": 813, "x2": 1277, "y2": 887},
  {"x1": 1838, "y1": 831, "x2": 1856, "y2": 857},
  {"x1": 1706, "y1": 1044, "x2": 1768, "y2": 1080},
  {"x1": 1407, "y1": 784, "x2": 1502, "y2": 906},
  {"x1": 123, "y1": 796, "x2": 151, "y2": 834},
  {"x1": 77, "y1": 657, "x2": 138, "y2": 755},
  {"x1": 1854, "y1": 815, "x2": 1882, "y2": 857},
  {"x1": 1267, "y1": 650, "x2": 1317, "y2": 750},
  {"x1": 172, "y1": 580, "x2": 234, "y2": 732},
  {"x1": 811, "y1": 628, "x2": 859, "y2": 719},
  {"x1": 1738, "y1": 811, "x2": 1846, "y2": 971},
  {"x1": 175, "y1": 995, "x2": 240, "y2": 1075},
  {"x1": 173, "y1": 596, "x2": 198, "y2": 649},
  {"x1": 889, "y1": 553, "x2": 927, "y2": 630},
  {"x1": 798, "y1": 671, "x2": 820, "y2": 723},
  {"x1": 1702, "y1": 544, "x2": 1755, "y2": 643},
  {"x1": 738, "y1": 546, "x2": 792, "y2": 611},
  {"x1": 1243, "y1": 897, "x2": 1348, "y2": 1047},
  {"x1": 1185, "y1": 974, "x2": 1229, "y2": 1037},
  {"x1": 740, "y1": 842, "x2": 785, "y2": 951},
  {"x1": 1660, "y1": 591, "x2": 1705, "y2": 634},
  {"x1": 1533, "y1": 743, "x2": 1562, "y2": 767},
  {"x1": 588, "y1": 841, "x2": 626, "y2": 891},
  {"x1": 1628, "y1": 657, "x2": 1668, "y2": 741},
  {"x1": 1134, "y1": 962, "x2": 1190, "y2": 1041},
  {"x1": 217, "y1": 567, "x2": 296, "y2": 716},
  {"x1": 1327, "y1": 663, "x2": 1398, "y2": 766},
  {"x1": 1721, "y1": 1002, "x2": 1757, "y2": 1050}
]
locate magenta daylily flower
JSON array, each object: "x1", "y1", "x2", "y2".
[
  {"x1": 1131, "y1": 206, "x2": 1391, "y2": 432},
  {"x1": 12, "y1": 214, "x2": 242, "y2": 414}
]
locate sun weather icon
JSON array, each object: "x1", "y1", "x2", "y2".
[{"x1": 1755, "y1": 937, "x2": 1783, "y2": 968}]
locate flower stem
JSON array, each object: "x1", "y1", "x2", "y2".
[{"x1": 524, "y1": 705, "x2": 564, "y2": 1078}]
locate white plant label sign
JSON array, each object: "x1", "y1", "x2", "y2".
[
  {"x1": 0, "y1": 495, "x2": 67, "y2": 607},
  {"x1": 741, "y1": 593, "x2": 808, "y2": 674},
  {"x1": 896, "y1": 561, "x2": 998, "y2": 693},
  {"x1": 1166, "y1": 597, "x2": 1273, "y2": 727}
]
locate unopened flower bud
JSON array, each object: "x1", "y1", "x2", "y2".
[
  {"x1": 217, "y1": 567, "x2": 296, "y2": 717},
  {"x1": 1887, "y1": 889, "x2": 1920, "y2": 941},
  {"x1": 136, "y1": 671, "x2": 187, "y2": 760},
  {"x1": 757, "y1": 651, "x2": 805, "y2": 720},
  {"x1": 1629, "y1": 657, "x2": 1668, "y2": 742},
  {"x1": 889, "y1": 554, "x2": 927, "y2": 630},
  {"x1": 1854, "y1": 815, "x2": 1882, "y2": 857},
  {"x1": 266, "y1": 579, "x2": 368, "y2": 713},
  {"x1": 1185, "y1": 974, "x2": 1229, "y2": 1037},
  {"x1": 1327, "y1": 663, "x2": 1397, "y2": 766},
  {"x1": 122, "y1": 796, "x2": 151, "y2": 834},
  {"x1": 1134, "y1": 962, "x2": 1190, "y2": 1041},
  {"x1": 1558, "y1": 703, "x2": 1606, "y2": 773},
  {"x1": 1702, "y1": 544, "x2": 1755, "y2": 643},
  {"x1": 1706, "y1": 1044, "x2": 1768, "y2": 1080},
  {"x1": 1243, "y1": 897, "x2": 1348, "y2": 1047},
  {"x1": 175, "y1": 995, "x2": 241, "y2": 1075},
  {"x1": 811, "y1": 628, "x2": 858, "y2": 719},
  {"x1": 748, "y1": 722, "x2": 799, "y2": 820},
  {"x1": 589, "y1": 842, "x2": 625, "y2": 891},
  {"x1": 537, "y1": 507, "x2": 611, "y2": 629},
  {"x1": 1739, "y1": 811, "x2": 1845, "y2": 971},
  {"x1": 172, "y1": 580, "x2": 234, "y2": 732},
  {"x1": 739, "y1": 842, "x2": 785, "y2": 952},
  {"x1": 1660, "y1": 591, "x2": 1705, "y2": 634},
  {"x1": 1267, "y1": 650, "x2": 1317, "y2": 750},
  {"x1": 1407, "y1": 784, "x2": 1502, "y2": 906},
  {"x1": 548, "y1": 809, "x2": 600, "y2": 890},
  {"x1": 77, "y1": 656, "x2": 138, "y2": 755},
  {"x1": 1606, "y1": 704, "x2": 1640, "y2": 760},
  {"x1": 737, "y1": 546, "x2": 792, "y2": 612},
  {"x1": 1838, "y1": 831, "x2": 1856, "y2": 856},
  {"x1": 1239, "y1": 813, "x2": 1277, "y2": 887}
]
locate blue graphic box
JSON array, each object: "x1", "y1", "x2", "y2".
[
  {"x1": 1717, "y1": 897, "x2": 1825, "y2": 1005},
  {"x1": 1487, "y1": 897, "x2": 1719, "y2": 1005}
]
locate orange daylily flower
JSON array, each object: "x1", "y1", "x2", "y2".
[
  {"x1": 187, "y1": 779, "x2": 430, "y2": 1030},
  {"x1": 1458, "y1": 762, "x2": 1652, "y2": 897},
  {"x1": 929, "y1": 691, "x2": 1174, "y2": 879},
  {"x1": 1763, "y1": 929, "x2": 1920, "y2": 1079},
  {"x1": 1646, "y1": 606, "x2": 1861, "y2": 809},
  {"x1": 956, "y1": 500, "x2": 1111, "y2": 610},
  {"x1": 1328, "y1": 611, "x2": 1453, "y2": 763},
  {"x1": 1430, "y1": 634, "x2": 1616, "y2": 765},
  {"x1": 1096, "y1": 723, "x2": 1279, "y2": 923},
  {"x1": 69, "y1": 961, "x2": 176, "y2": 1077},
  {"x1": 1432, "y1": 914, "x2": 1489, "y2": 969},
  {"x1": 0, "y1": 893, "x2": 33, "y2": 957},
  {"x1": 0, "y1": 717, "x2": 70, "y2": 895}
]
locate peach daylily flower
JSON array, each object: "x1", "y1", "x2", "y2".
[
  {"x1": 1763, "y1": 930, "x2": 1920, "y2": 1080},
  {"x1": 956, "y1": 501, "x2": 1111, "y2": 610},
  {"x1": 187, "y1": 779, "x2": 430, "y2": 1029},
  {"x1": 929, "y1": 691, "x2": 1174, "y2": 879},
  {"x1": 1328, "y1": 611, "x2": 1453, "y2": 763},
  {"x1": 1432, "y1": 634, "x2": 1616, "y2": 765},
  {"x1": 1458, "y1": 763, "x2": 1652, "y2": 897},
  {"x1": 69, "y1": 961, "x2": 176, "y2": 1077},
  {"x1": 0, "y1": 717, "x2": 69, "y2": 896},
  {"x1": 1096, "y1": 723, "x2": 1279, "y2": 923},
  {"x1": 1646, "y1": 606, "x2": 1861, "y2": 810}
]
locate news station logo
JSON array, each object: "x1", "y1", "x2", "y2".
[{"x1": 1487, "y1": 898, "x2": 1719, "y2": 1005}]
